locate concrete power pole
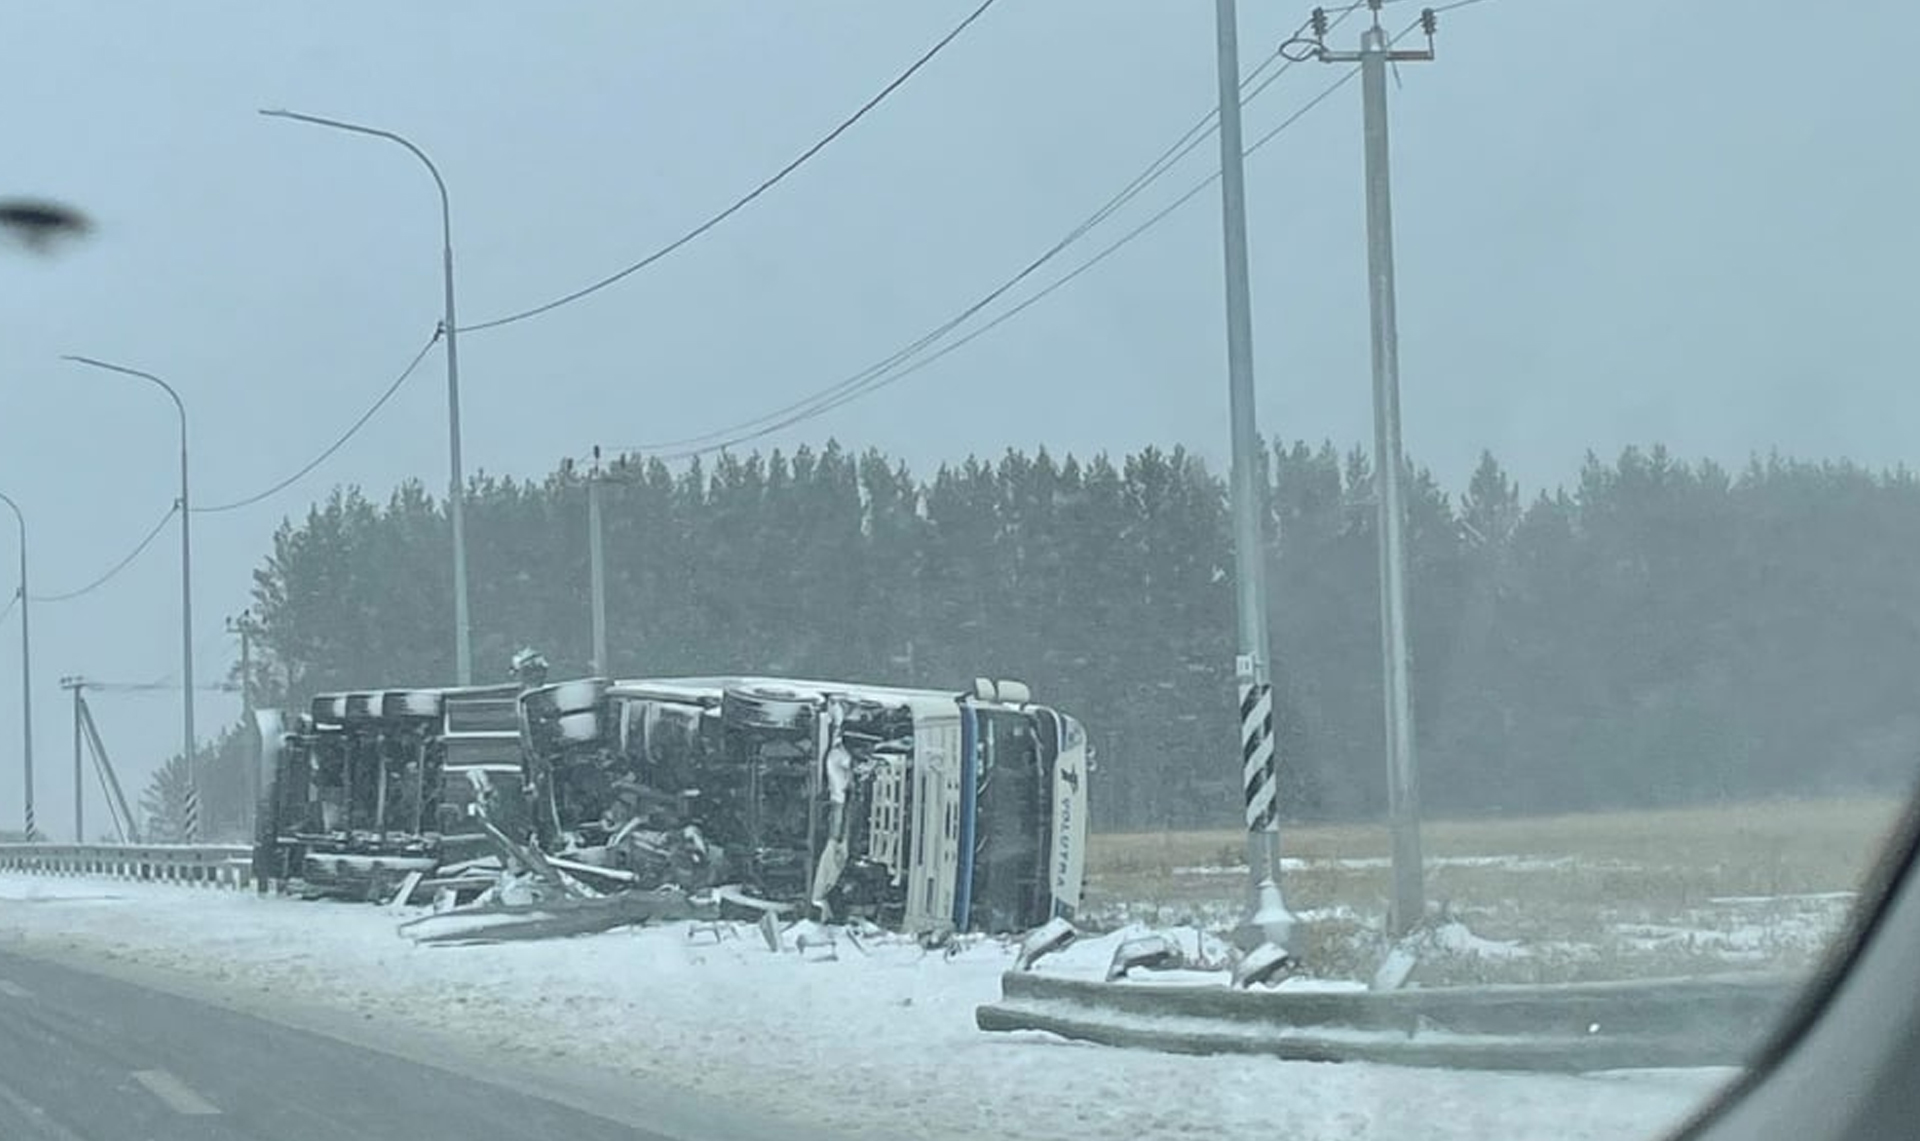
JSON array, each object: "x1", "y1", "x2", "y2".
[
  {"x1": 63, "y1": 677, "x2": 82, "y2": 842},
  {"x1": 1214, "y1": 0, "x2": 1293, "y2": 953},
  {"x1": 59, "y1": 677, "x2": 138, "y2": 844},
  {"x1": 587, "y1": 448, "x2": 609, "y2": 677},
  {"x1": 228, "y1": 611, "x2": 263, "y2": 836},
  {"x1": 1319, "y1": 1, "x2": 1437, "y2": 937}
]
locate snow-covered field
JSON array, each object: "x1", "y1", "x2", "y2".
[{"x1": 0, "y1": 873, "x2": 1742, "y2": 1141}]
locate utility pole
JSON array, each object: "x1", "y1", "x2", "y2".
[
  {"x1": 228, "y1": 610, "x2": 264, "y2": 836},
  {"x1": 59, "y1": 677, "x2": 137, "y2": 843},
  {"x1": 61, "y1": 676, "x2": 83, "y2": 842},
  {"x1": 1318, "y1": 1, "x2": 1436, "y2": 937},
  {"x1": 587, "y1": 447, "x2": 609, "y2": 677},
  {"x1": 227, "y1": 611, "x2": 258, "y2": 718},
  {"x1": 1214, "y1": 0, "x2": 1293, "y2": 953}
]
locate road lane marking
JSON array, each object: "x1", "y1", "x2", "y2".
[
  {"x1": 0, "y1": 1074, "x2": 89, "y2": 1141},
  {"x1": 131, "y1": 1069, "x2": 221, "y2": 1115},
  {"x1": 0, "y1": 980, "x2": 30, "y2": 999}
]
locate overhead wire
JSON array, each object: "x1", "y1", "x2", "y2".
[
  {"x1": 645, "y1": 76, "x2": 1352, "y2": 460},
  {"x1": 141, "y1": 623, "x2": 242, "y2": 691},
  {"x1": 23, "y1": 2, "x2": 1462, "y2": 598},
  {"x1": 82, "y1": 681, "x2": 240, "y2": 695},
  {"x1": 619, "y1": 9, "x2": 1324, "y2": 457},
  {"x1": 623, "y1": 2, "x2": 1378, "y2": 461},
  {"x1": 459, "y1": 0, "x2": 1002, "y2": 334},
  {"x1": 192, "y1": 327, "x2": 443, "y2": 514},
  {"x1": 30, "y1": 504, "x2": 179, "y2": 604},
  {"x1": 19, "y1": 330, "x2": 437, "y2": 603}
]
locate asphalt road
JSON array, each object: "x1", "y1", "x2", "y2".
[{"x1": 0, "y1": 947, "x2": 677, "y2": 1141}]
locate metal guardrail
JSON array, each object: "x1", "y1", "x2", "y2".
[
  {"x1": 977, "y1": 969, "x2": 1797, "y2": 1071},
  {"x1": 0, "y1": 843, "x2": 256, "y2": 889}
]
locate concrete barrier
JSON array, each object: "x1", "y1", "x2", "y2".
[
  {"x1": 977, "y1": 969, "x2": 1797, "y2": 1071},
  {"x1": 0, "y1": 843, "x2": 256, "y2": 890}
]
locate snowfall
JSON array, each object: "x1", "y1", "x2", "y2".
[{"x1": 0, "y1": 873, "x2": 1740, "y2": 1141}]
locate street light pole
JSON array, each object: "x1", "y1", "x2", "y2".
[
  {"x1": 62, "y1": 356, "x2": 198, "y2": 841},
  {"x1": 0, "y1": 492, "x2": 33, "y2": 840},
  {"x1": 1213, "y1": 0, "x2": 1294, "y2": 953},
  {"x1": 259, "y1": 108, "x2": 472, "y2": 686}
]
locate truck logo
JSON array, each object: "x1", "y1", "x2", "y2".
[{"x1": 1054, "y1": 769, "x2": 1077, "y2": 895}]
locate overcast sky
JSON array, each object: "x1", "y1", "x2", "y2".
[{"x1": 2, "y1": 0, "x2": 1916, "y2": 836}]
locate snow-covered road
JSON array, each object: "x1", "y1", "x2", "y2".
[{"x1": 0, "y1": 874, "x2": 1736, "y2": 1141}]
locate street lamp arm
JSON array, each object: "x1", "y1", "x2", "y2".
[
  {"x1": 0, "y1": 490, "x2": 22, "y2": 550},
  {"x1": 258, "y1": 109, "x2": 452, "y2": 251},
  {"x1": 61, "y1": 356, "x2": 188, "y2": 446}
]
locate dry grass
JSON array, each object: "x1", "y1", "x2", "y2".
[
  {"x1": 1092, "y1": 798, "x2": 1905, "y2": 881},
  {"x1": 1082, "y1": 797, "x2": 1911, "y2": 983}
]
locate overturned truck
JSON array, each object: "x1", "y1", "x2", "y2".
[
  {"x1": 518, "y1": 676, "x2": 1090, "y2": 937},
  {"x1": 258, "y1": 671, "x2": 1090, "y2": 937}
]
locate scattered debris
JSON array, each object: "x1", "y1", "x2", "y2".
[
  {"x1": 1015, "y1": 916, "x2": 1079, "y2": 971},
  {"x1": 1233, "y1": 942, "x2": 1296, "y2": 989},
  {"x1": 387, "y1": 869, "x2": 425, "y2": 910},
  {"x1": 686, "y1": 919, "x2": 737, "y2": 945},
  {"x1": 1371, "y1": 941, "x2": 1421, "y2": 992},
  {"x1": 1106, "y1": 933, "x2": 1186, "y2": 981},
  {"x1": 399, "y1": 886, "x2": 709, "y2": 946},
  {"x1": 788, "y1": 920, "x2": 839, "y2": 961}
]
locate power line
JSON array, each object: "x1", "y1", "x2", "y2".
[
  {"x1": 624, "y1": 6, "x2": 1384, "y2": 461},
  {"x1": 643, "y1": 109, "x2": 1276, "y2": 460},
  {"x1": 30, "y1": 504, "x2": 179, "y2": 604},
  {"x1": 193, "y1": 328, "x2": 442, "y2": 514},
  {"x1": 619, "y1": 10, "x2": 1329, "y2": 456},
  {"x1": 142, "y1": 623, "x2": 238, "y2": 691},
  {"x1": 645, "y1": 177, "x2": 1229, "y2": 459},
  {"x1": 0, "y1": 588, "x2": 16, "y2": 627},
  {"x1": 79, "y1": 681, "x2": 239, "y2": 695},
  {"x1": 460, "y1": 0, "x2": 1001, "y2": 335},
  {"x1": 23, "y1": 331, "x2": 438, "y2": 604}
]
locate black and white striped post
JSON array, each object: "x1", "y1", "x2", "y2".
[
  {"x1": 1241, "y1": 669, "x2": 1278, "y2": 833},
  {"x1": 1236, "y1": 655, "x2": 1292, "y2": 951}
]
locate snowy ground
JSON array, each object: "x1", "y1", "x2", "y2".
[{"x1": 0, "y1": 873, "x2": 1743, "y2": 1141}]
